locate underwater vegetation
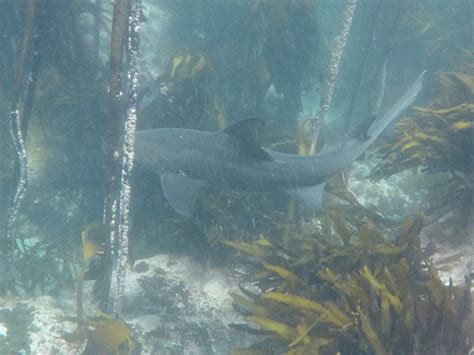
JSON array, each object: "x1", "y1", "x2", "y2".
[
  {"x1": 0, "y1": 0, "x2": 107, "y2": 297},
  {"x1": 224, "y1": 215, "x2": 472, "y2": 355},
  {"x1": 399, "y1": 2, "x2": 472, "y2": 71},
  {"x1": 61, "y1": 311, "x2": 139, "y2": 355},
  {"x1": 76, "y1": 222, "x2": 106, "y2": 318},
  {"x1": 140, "y1": 50, "x2": 224, "y2": 131},
  {"x1": 81, "y1": 313, "x2": 138, "y2": 355},
  {"x1": 58, "y1": 222, "x2": 139, "y2": 355},
  {"x1": 372, "y1": 67, "x2": 473, "y2": 227},
  {"x1": 153, "y1": 0, "x2": 318, "y2": 131},
  {"x1": 0, "y1": 1, "x2": 472, "y2": 353}
]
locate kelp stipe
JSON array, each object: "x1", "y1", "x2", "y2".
[{"x1": 1, "y1": 0, "x2": 40, "y2": 295}]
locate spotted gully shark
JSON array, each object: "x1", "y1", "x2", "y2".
[{"x1": 134, "y1": 72, "x2": 425, "y2": 217}]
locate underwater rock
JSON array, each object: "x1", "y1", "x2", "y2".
[
  {"x1": 133, "y1": 261, "x2": 149, "y2": 273},
  {"x1": 0, "y1": 301, "x2": 33, "y2": 354},
  {"x1": 0, "y1": 254, "x2": 256, "y2": 354},
  {"x1": 123, "y1": 254, "x2": 260, "y2": 354},
  {"x1": 0, "y1": 222, "x2": 249, "y2": 351},
  {"x1": 420, "y1": 211, "x2": 474, "y2": 286},
  {"x1": 349, "y1": 161, "x2": 415, "y2": 218},
  {"x1": 0, "y1": 296, "x2": 81, "y2": 354}
]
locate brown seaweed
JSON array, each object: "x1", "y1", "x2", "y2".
[
  {"x1": 372, "y1": 71, "x2": 473, "y2": 231},
  {"x1": 224, "y1": 215, "x2": 473, "y2": 354}
]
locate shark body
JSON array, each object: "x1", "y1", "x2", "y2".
[{"x1": 134, "y1": 72, "x2": 425, "y2": 217}]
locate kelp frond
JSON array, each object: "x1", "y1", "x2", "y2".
[
  {"x1": 225, "y1": 215, "x2": 473, "y2": 354},
  {"x1": 372, "y1": 70, "x2": 473, "y2": 221}
]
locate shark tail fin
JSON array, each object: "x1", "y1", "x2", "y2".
[{"x1": 367, "y1": 70, "x2": 426, "y2": 140}]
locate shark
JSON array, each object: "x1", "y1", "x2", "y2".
[{"x1": 134, "y1": 72, "x2": 425, "y2": 217}]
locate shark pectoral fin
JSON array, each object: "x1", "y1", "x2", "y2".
[
  {"x1": 160, "y1": 173, "x2": 206, "y2": 217},
  {"x1": 287, "y1": 183, "x2": 327, "y2": 212}
]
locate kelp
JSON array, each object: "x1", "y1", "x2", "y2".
[
  {"x1": 82, "y1": 313, "x2": 137, "y2": 355},
  {"x1": 247, "y1": 316, "x2": 300, "y2": 342},
  {"x1": 263, "y1": 292, "x2": 324, "y2": 314},
  {"x1": 139, "y1": 49, "x2": 224, "y2": 131},
  {"x1": 224, "y1": 215, "x2": 473, "y2": 354},
  {"x1": 262, "y1": 263, "x2": 305, "y2": 287},
  {"x1": 77, "y1": 223, "x2": 106, "y2": 318},
  {"x1": 1, "y1": 0, "x2": 39, "y2": 295},
  {"x1": 371, "y1": 68, "x2": 474, "y2": 245},
  {"x1": 230, "y1": 291, "x2": 269, "y2": 317},
  {"x1": 399, "y1": 2, "x2": 471, "y2": 71},
  {"x1": 101, "y1": 0, "x2": 131, "y2": 312},
  {"x1": 154, "y1": 0, "x2": 317, "y2": 135},
  {"x1": 221, "y1": 240, "x2": 269, "y2": 260},
  {"x1": 371, "y1": 70, "x2": 474, "y2": 253},
  {"x1": 372, "y1": 70, "x2": 473, "y2": 225},
  {"x1": 309, "y1": 0, "x2": 356, "y2": 152},
  {"x1": 61, "y1": 312, "x2": 139, "y2": 355},
  {"x1": 64, "y1": 223, "x2": 137, "y2": 353}
]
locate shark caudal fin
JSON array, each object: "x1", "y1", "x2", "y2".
[
  {"x1": 288, "y1": 71, "x2": 426, "y2": 213},
  {"x1": 367, "y1": 70, "x2": 426, "y2": 140}
]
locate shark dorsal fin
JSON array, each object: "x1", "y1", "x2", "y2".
[{"x1": 220, "y1": 118, "x2": 273, "y2": 160}]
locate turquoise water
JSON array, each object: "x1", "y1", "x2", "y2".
[{"x1": 0, "y1": 1, "x2": 472, "y2": 354}]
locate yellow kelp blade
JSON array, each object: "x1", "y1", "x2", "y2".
[
  {"x1": 372, "y1": 243, "x2": 407, "y2": 255},
  {"x1": 348, "y1": 276, "x2": 370, "y2": 307},
  {"x1": 414, "y1": 102, "x2": 474, "y2": 115},
  {"x1": 191, "y1": 52, "x2": 206, "y2": 78},
  {"x1": 450, "y1": 120, "x2": 474, "y2": 130},
  {"x1": 448, "y1": 72, "x2": 474, "y2": 95},
  {"x1": 381, "y1": 267, "x2": 398, "y2": 295},
  {"x1": 170, "y1": 55, "x2": 184, "y2": 78},
  {"x1": 323, "y1": 301, "x2": 352, "y2": 329},
  {"x1": 360, "y1": 266, "x2": 383, "y2": 291},
  {"x1": 81, "y1": 228, "x2": 103, "y2": 262},
  {"x1": 221, "y1": 240, "x2": 267, "y2": 259},
  {"x1": 86, "y1": 314, "x2": 135, "y2": 355},
  {"x1": 247, "y1": 315, "x2": 297, "y2": 341},
  {"x1": 263, "y1": 292, "x2": 325, "y2": 313},
  {"x1": 316, "y1": 268, "x2": 338, "y2": 284},
  {"x1": 401, "y1": 140, "x2": 420, "y2": 152},
  {"x1": 81, "y1": 222, "x2": 106, "y2": 262},
  {"x1": 254, "y1": 234, "x2": 273, "y2": 247},
  {"x1": 316, "y1": 268, "x2": 344, "y2": 292},
  {"x1": 82, "y1": 239, "x2": 103, "y2": 262},
  {"x1": 229, "y1": 292, "x2": 269, "y2": 317},
  {"x1": 262, "y1": 263, "x2": 305, "y2": 286},
  {"x1": 231, "y1": 346, "x2": 273, "y2": 355},
  {"x1": 289, "y1": 320, "x2": 318, "y2": 348},
  {"x1": 360, "y1": 266, "x2": 401, "y2": 311},
  {"x1": 380, "y1": 288, "x2": 391, "y2": 336},
  {"x1": 361, "y1": 313, "x2": 388, "y2": 355},
  {"x1": 212, "y1": 97, "x2": 227, "y2": 128},
  {"x1": 330, "y1": 215, "x2": 351, "y2": 246}
]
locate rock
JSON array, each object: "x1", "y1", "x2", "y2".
[{"x1": 0, "y1": 254, "x2": 258, "y2": 354}]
